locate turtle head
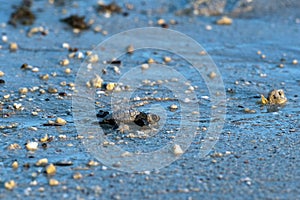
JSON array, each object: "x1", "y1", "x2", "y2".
[
  {"x1": 147, "y1": 113, "x2": 160, "y2": 124},
  {"x1": 268, "y1": 89, "x2": 287, "y2": 105}
]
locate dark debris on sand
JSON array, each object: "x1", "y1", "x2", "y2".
[
  {"x1": 60, "y1": 15, "x2": 90, "y2": 30},
  {"x1": 9, "y1": 0, "x2": 36, "y2": 26},
  {"x1": 96, "y1": 2, "x2": 122, "y2": 14}
]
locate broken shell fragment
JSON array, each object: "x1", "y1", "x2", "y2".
[
  {"x1": 216, "y1": 16, "x2": 232, "y2": 25},
  {"x1": 55, "y1": 117, "x2": 67, "y2": 125},
  {"x1": 26, "y1": 142, "x2": 38, "y2": 151},
  {"x1": 46, "y1": 164, "x2": 56, "y2": 175},
  {"x1": 172, "y1": 144, "x2": 184, "y2": 156},
  {"x1": 49, "y1": 179, "x2": 59, "y2": 186},
  {"x1": 88, "y1": 75, "x2": 103, "y2": 88},
  {"x1": 35, "y1": 158, "x2": 48, "y2": 167},
  {"x1": 5, "y1": 180, "x2": 16, "y2": 190}
]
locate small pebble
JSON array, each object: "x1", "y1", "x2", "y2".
[
  {"x1": 87, "y1": 160, "x2": 100, "y2": 166},
  {"x1": 40, "y1": 74, "x2": 49, "y2": 80},
  {"x1": 127, "y1": 45, "x2": 134, "y2": 54},
  {"x1": 169, "y1": 104, "x2": 178, "y2": 111},
  {"x1": 292, "y1": 59, "x2": 298, "y2": 65},
  {"x1": 205, "y1": 25, "x2": 212, "y2": 30},
  {"x1": 31, "y1": 67, "x2": 39, "y2": 72},
  {"x1": 148, "y1": 58, "x2": 155, "y2": 64},
  {"x1": 73, "y1": 172, "x2": 83, "y2": 180},
  {"x1": 12, "y1": 161, "x2": 19, "y2": 169},
  {"x1": 106, "y1": 83, "x2": 116, "y2": 91},
  {"x1": 0, "y1": 71, "x2": 4, "y2": 77},
  {"x1": 88, "y1": 54, "x2": 99, "y2": 63},
  {"x1": 157, "y1": 19, "x2": 165, "y2": 25},
  {"x1": 278, "y1": 63, "x2": 284, "y2": 68},
  {"x1": 88, "y1": 75, "x2": 103, "y2": 88},
  {"x1": 55, "y1": 117, "x2": 67, "y2": 125},
  {"x1": 2, "y1": 35, "x2": 8, "y2": 42},
  {"x1": 35, "y1": 158, "x2": 48, "y2": 167},
  {"x1": 48, "y1": 87, "x2": 58, "y2": 93},
  {"x1": 60, "y1": 59, "x2": 69, "y2": 66},
  {"x1": 19, "y1": 87, "x2": 28, "y2": 94},
  {"x1": 216, "y1": 16, "x2": 232, "y2": 25},
  {"x1": 5, "y1": 180, "x2": 16, "y2": 190},
  {"x1": 62, "y1": 43, "x2": 70, "y2": 49},
  {"x1": 7, "y1": 143, "x2": 21, "y2": 150},
  {"x1": 9, "y1": 42, "x2": 18, "y2": 51},
  {"x1": 172, "y1": 144, "x2": 184, "y2": 156},
  {"x1": 49, "y1": 179, "x2": 59, "y2": 186},
  {"x1": 65, "y1": 68, "x2": 71, "y2": 74},
  {"x1": 164, "y1": 56, "x2": 172, "y2": 63},
  {"x1": 209, "y1": 71, "x2": 217, "y2": 79},
  {"x1": 26, "y1": 142, "x2": 38, "y2": 151},
  {"x1": 46, "y1": 164, "x2": 56, "y2": 175},
  {"x1": 141, "y1": 63, "x2": 149, "y2": 70}
]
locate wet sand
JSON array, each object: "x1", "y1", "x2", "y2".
[{"x1": 0, "y1": 0, "x2": 300, "y2": 199}]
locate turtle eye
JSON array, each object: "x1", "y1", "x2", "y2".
[
  {"x1": 278, "y1": 91, "x2": 282, "y2": 96},
  {"x1": 273, "y1": 95, "x2": 276, "y2": 99}
]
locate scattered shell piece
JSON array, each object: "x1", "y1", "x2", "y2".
[
  {"x1": 60, "y1": 59, "x2": 69, "y2": 66},
  {"x1": 65, "y1": 68, "x2": 71, "y2": 74},
  {"x1": 46, "y1": 164, "x2": 56, "y2": 175},
  {"x1": 27, "y1": 26, "x2": 48, "y2": 37},
  {"x1": 40, "y1": 74, "x2": 49, "y2": 80},
  {"x1": 7, "y1": 143, "x2": 21, "y2": 150},
  {"x1": 88, "y1": 75, "x2": 103, "y2": 88},
  {"x1": 141, "y1": 63, "x2": 149, "y2": 70},
  {"x1": 73, "y1": 172, "x2": 83, "y2": 180},
  {"x1": 106, "y1": 83, "x2": 116, "y2": 91},
  {"x1": 13, "y1": 103, "x2": 22, "y2": 110},
  {"x1": 148, "y1": 58, "x2": 155, "y2": 64},
  {"x1": 244, "y1": 108, "x2": 256, "y2": 114},
  {"x1": 216, "y1": 16, "x2": 232, "y2": 25},
  {"x1": 62, "y1": 43, "x2": 70, "y2": 49},
  {"x1": 164, "y1": 56, "x2": 172, "y2": 63},
  {"x1": 55, "y1": 117, "x2": 67, "y2": 125},
  {"x1": 205, "y1": 25, "x2": 212, "y2": 30},
  {"x1": 88, "y1": 54, "x2": 99, "y2": 63},
  {"x1": 2, "y1": 35, "x2": 8, "y2": 42},
  {"x1": 261, "y1": 54, "x2": 266, "y2": 59},
  {"x1": 19, "y1": 87, "x2": 28, "y2": 94},
  {"x1": 26, "y1": 142, "x2": 38, "y2": 151},
  {"x1": 48, "y1": 87, "x2": 58, "y2": 93},
  {"x1": 0, "y1": 71, "x2": 4, "y2": 77},
  {"x1": 29, "y1": 126, "x2": 38, "y2": 131},
  {"x1": 172, "y1": 144, "x2": 184, "y2": 156},
  {"x1": 127, "y1": 45, "x2": 134, "y2": 54},
  {"x1": 31, "y1": 111, "x2": 38, "y2": 116},
  {"x1": 292, "y1": 59, "x2": 298, "y2": 65},
  {"x1": 87, "y1": 160, "x2": 100, "y2": 166},
  {"x1": 157, "y1": 19, "x2": 165, "y2": 25},
  {"x1": 9, "y1": 42, "x2": 18, "y2": 51},
  {"x1": 5, "y1": 180, "x2": 16, "y2": 190},
  {"x1": 169, "y1": 104, "x2": 178, "y2": 111},
  {"x1": 209, "y1": 71, "x2": 217, "y2": 79},
  {"x1": 12, "y1": 161, "x2": 19, "y2": 169},
  {"x1": 35, "y1": 158, "x2": 48, "y2": 167},
  {"x1": 49, "y1": 179, "x2": 59, "y2": 186},
  {"x1": 278, "y1": 63, "x2": 284, "y2": 68},
  {"x1": 3, "y1": 94, "x2": 10, "y2": 99},
  {"x1": 31, "y1": 67, "x2": 39, "y2": 72}
]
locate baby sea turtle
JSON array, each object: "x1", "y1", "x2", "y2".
[
  {"x1": 261, "y1": 89, "x2": 287, "y2": 105},
  {"x1": 97, "y1": 109, "x2": 160, "y2": 127}
]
